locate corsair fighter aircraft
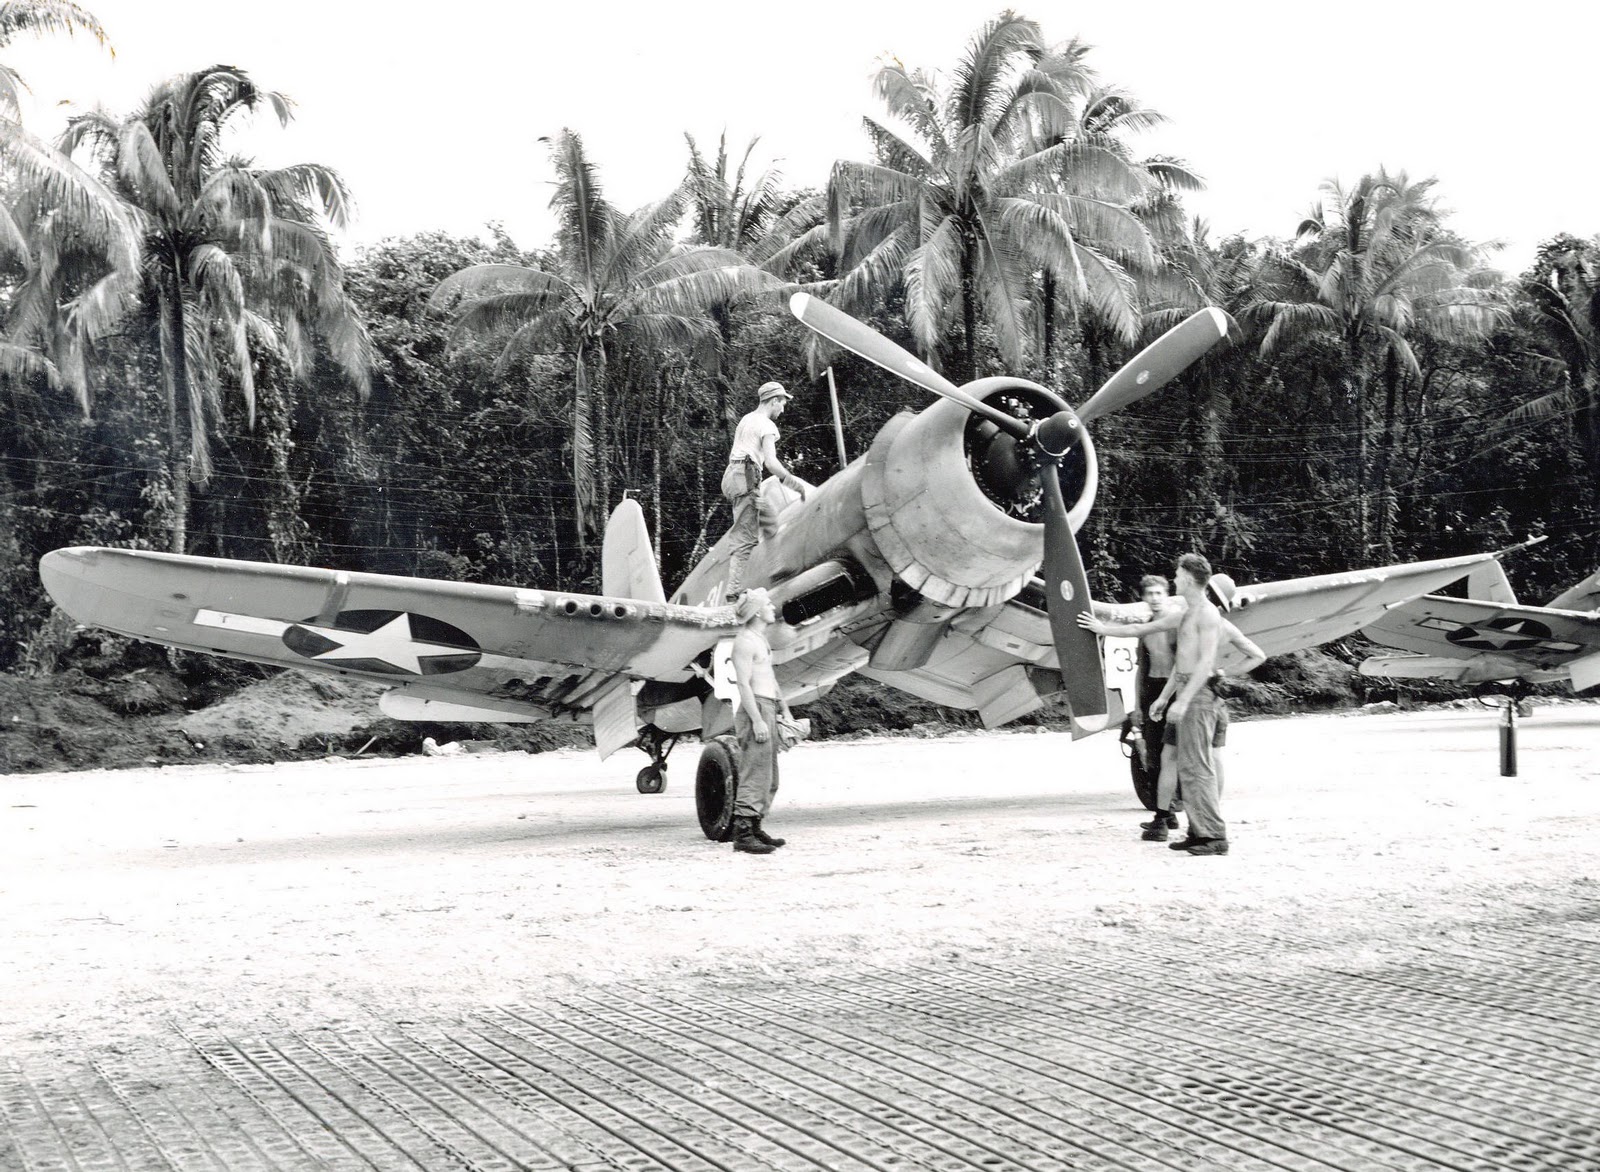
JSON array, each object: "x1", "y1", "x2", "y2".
[{"x1": 40, "y1": 295, "x2": 1512, "y2": 838}]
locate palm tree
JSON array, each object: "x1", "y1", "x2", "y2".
[
  {"x1": 1506, "y1": 235, "x2": 1600, "y2": 498},
  {"x1": 825, "y1": 12, "x2": 1169, "y2": 380},
  {"x1": 1244, "y1": 170, "x2": 1502, "y2": 555},
  {"x1": 1033, "y1": 86, "x2": 1204, "y2": 367},
  {"x1": 58, "y1": 65, "x2": 372, "y2": 554},
  {"x1": 0, "y1": 2, "x2": 137, "y2": 403},
  {"x1": 430, "y1": 128, "x2": 780, "y2": 548}
]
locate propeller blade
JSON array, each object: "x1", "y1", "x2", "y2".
[
  {"x1": 789, "y1": 292, "x2": 1029, "y2": 439},
  {"x1": 1075, "y1": 307, "x2": 1233, "y2": 425},
  {"x1": 1038, "y1": 460, "x2": 1108, "y2": 733}
]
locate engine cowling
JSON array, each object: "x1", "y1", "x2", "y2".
[{"x1": 861, "y1": 377, "x2": 1097, "y2": 607}]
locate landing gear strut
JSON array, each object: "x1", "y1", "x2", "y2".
[
  {"x1": 633, "y1": 723, "x2": 680, "y2": 794},
  {"x1": 1474, "y1": 683, "x2": 1533, "y2": 778}
]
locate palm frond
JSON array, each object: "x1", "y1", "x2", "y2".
[
  {"x1": 428, "y1": 263, "x2": 568, "y2": 311},
  {"x1": 870, "y1": 64, "x2": 943, "y2": 151},
  {"x1": 542, "y1": 128, "x2": 612, "y2": 285},
  {"x1": 450, "y1": 290, "x2": 570, "y2": 342},
  {"x1": 904, "y1": 218, "x2": 962, "y2": 355}
]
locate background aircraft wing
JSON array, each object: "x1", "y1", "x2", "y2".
[
  {"x1": 1358, "y1": 594, "x2": 1600, "y2": 687},
  {"x1": 40, "y1": 547, "x2": 740, "y2": 722},
  {"x1": 1218, "y1": 550, "x2": 1506, "y2": 671}
]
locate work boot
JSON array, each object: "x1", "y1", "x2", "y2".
[
  {"x1": 1140, "y1": 811, "x2": 1179, "y2": 831},
  {"x1": 1186, "y1": 839, "x2": 1230, "y2": 856},
  {"x1": 1140, "y1": 821, "x2": 1169, "y2": 842},
  {"x1": 1168, "y1": 834, "x2": 1207, "y2": 851},
  {"x1": 731, "y1": 816, "x2": 775, "y2": 855},
  {"x1": 724, "y1": 557, "x2": 748, "y2": 605},
  {"x1": 752, "y1": 818, "x2": 786, "y2": 848}
]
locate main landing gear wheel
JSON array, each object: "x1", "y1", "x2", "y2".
[
  {"x1": 695, "y1": 735, "x2": 740, "y2": 841},
  {"x1": 635, "y1": 764, "x2": 666, "y2": 794}
]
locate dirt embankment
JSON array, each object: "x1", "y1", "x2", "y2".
[
  {"x1": 0, "y1": 669, "x2": 591, "y2": 775},
  {"x1": 0, "y1": 643, "x2": 1538, "y2": 776}
]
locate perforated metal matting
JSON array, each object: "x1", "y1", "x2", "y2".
[{"x1": 7, "y1": 910, "x2": 1600, "y2": 1171}]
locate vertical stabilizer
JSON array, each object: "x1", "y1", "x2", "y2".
[
  {"x1": 602, "y1": 498, "x2": 666, "y2": 602},
  {"x1": 1546, "y1": 567, "x2": 1600, "y2": 613},
  {"x1": 1465, "y1": 560, "x2": 1517, "y2": 605}
]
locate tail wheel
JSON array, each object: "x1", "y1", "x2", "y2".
[
  {"x1": 695, "y1": 735, "x2": 740, "y2": 841},
  {"x1": 635, "y1": 764, "x2": 666, "y2": 794}
]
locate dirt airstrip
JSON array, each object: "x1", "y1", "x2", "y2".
[{"x1": 4, "y1": 703, "x2": 1596, "y2": 1066}]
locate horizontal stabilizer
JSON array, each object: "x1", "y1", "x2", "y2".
[{"x1": 1546, "y1": 567, "x2": 1600, "y2": 613}]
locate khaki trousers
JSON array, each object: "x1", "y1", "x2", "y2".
[{"x1": 733, "y1": 696, "x2": 780, "y2": 818}]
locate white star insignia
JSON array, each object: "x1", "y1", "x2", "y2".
[{"x1": 302, "y1": 613, "x2": 466, "y2": 674}]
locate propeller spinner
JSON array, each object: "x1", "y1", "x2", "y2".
[{"x1": 788, "y1": 293, "x2": 1232, "y2": 733}]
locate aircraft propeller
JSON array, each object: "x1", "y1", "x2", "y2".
[{"x1": 789, "y1": 292, "x2": 1232, "y2": 733}]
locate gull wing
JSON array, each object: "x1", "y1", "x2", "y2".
[
  {"x1": 1219, "y1": 550, "x2": 1505, "y2": 672},
  {"x1": 39, "y1": 547, "x2": 740, "y2": 724}
]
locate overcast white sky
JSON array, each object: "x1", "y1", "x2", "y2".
[{"x1": 8, "y1": 1, "x2": 1591, "y2": 275}]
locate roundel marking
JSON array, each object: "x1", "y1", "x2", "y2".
[
  {"x1": 282, "y1": 609, "x2": 483, "y2": 675},
  {"x1": 1444, "y1": 616, "x2": 1552, "y2": 652},
  {"x1": 1058, "y1": 579, "x2": 1075, "y2": 602},
  {"x1": 1135, "y1": 370, "x2": 1150, "y2": 385}
]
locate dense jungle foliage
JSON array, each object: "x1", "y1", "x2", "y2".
[{"x1": 2, "y1": 6, "x2": 1597, "y2": 705}]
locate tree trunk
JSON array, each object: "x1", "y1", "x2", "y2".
[
  {"x1": 1372, "y1": 348, "x2": 1401, "y2": 559},
  {"x1": 959, "y1": 247, "x2": 979, "y2": 383},
  {"x1": 157, "y1": 281, "x2": 193, "y2": 555},
  {"x1": 572, "y1": 352, "x2": 591, "y2": 551},
  {"x1": 593, "y1": 346, "x2": 612, "y2": 526},
  {"x1": 1346, "y1": 335, "x2": 1369, "y2": 558},
  {"x1": 652, "y1": 370, "x2": 664, "y2": 567},
  {"x1": 1041, "y1": 270, "x2": 1057, "y2": 366}
]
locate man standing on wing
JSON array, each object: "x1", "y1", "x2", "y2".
[
  {"x1": 721, "y1": 381, "x2": 809, "y2": 602},
  {"x1": 728, "y1": 587, "x2": 792, "y2": 855}
]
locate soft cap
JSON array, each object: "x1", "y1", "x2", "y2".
[
  {"x1": 1206, "y1": 573, "x2": 1237, "y2": 612},
  {"x1": 735, "y1": 587, "x2": 772, "y2": 622}
]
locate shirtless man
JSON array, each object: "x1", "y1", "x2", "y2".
[
  {"x1": 728, "y1": 587, "x2": 792, "y2": 855},
  {"x1": 1081, "y1": 554, "x2": 1265, "y2": 855},
  {"x1": 1090, "y1": 575, "x2": 1186, "y2": 839}
]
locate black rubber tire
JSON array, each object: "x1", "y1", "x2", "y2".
[
  {"x1": 635, "y1": 764, "x2": 666, "y2": 794},
  {"x1": 695, "y1": 735, "x2": 740, "y2": 841},
  {"x1": 1130, "y1": 747, "x2": 1159, "y2": 811}
]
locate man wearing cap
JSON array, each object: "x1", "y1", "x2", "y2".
[
  {"x1": 721, "y1": 381, "x2": 809, "y2": 602},
  {"x1": 728, "y1": 587, "x2": 791, "y2": 854}
]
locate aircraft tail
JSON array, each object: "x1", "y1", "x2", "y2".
[
  {"x1": 1545, "y1": 567, "x2": 1600, "y2": 613},
  {"x1": 602, "y1": 498, "x2": 666, "y2": 603},
  {"x1": 1465, "y1": 560, "x2": 1517, "y2": 605}
]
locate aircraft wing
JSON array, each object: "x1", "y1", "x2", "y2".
[
  {"x1": 1358, "y1": 594, "x2": 1600, "y2": 689},
  {"x1": 1217, "y1": 550, "x2": 1510, "y2": 671},
  {"x1": 39, "y1": 547, "x2": 740, "y2": 724},
  {"x1": 841, "y1": 550, "x2": 1506, "y2": 732}
]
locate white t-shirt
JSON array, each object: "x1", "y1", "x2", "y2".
[{"x1": 730, "y1": 410, "x2": 779, "y2": 466}]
